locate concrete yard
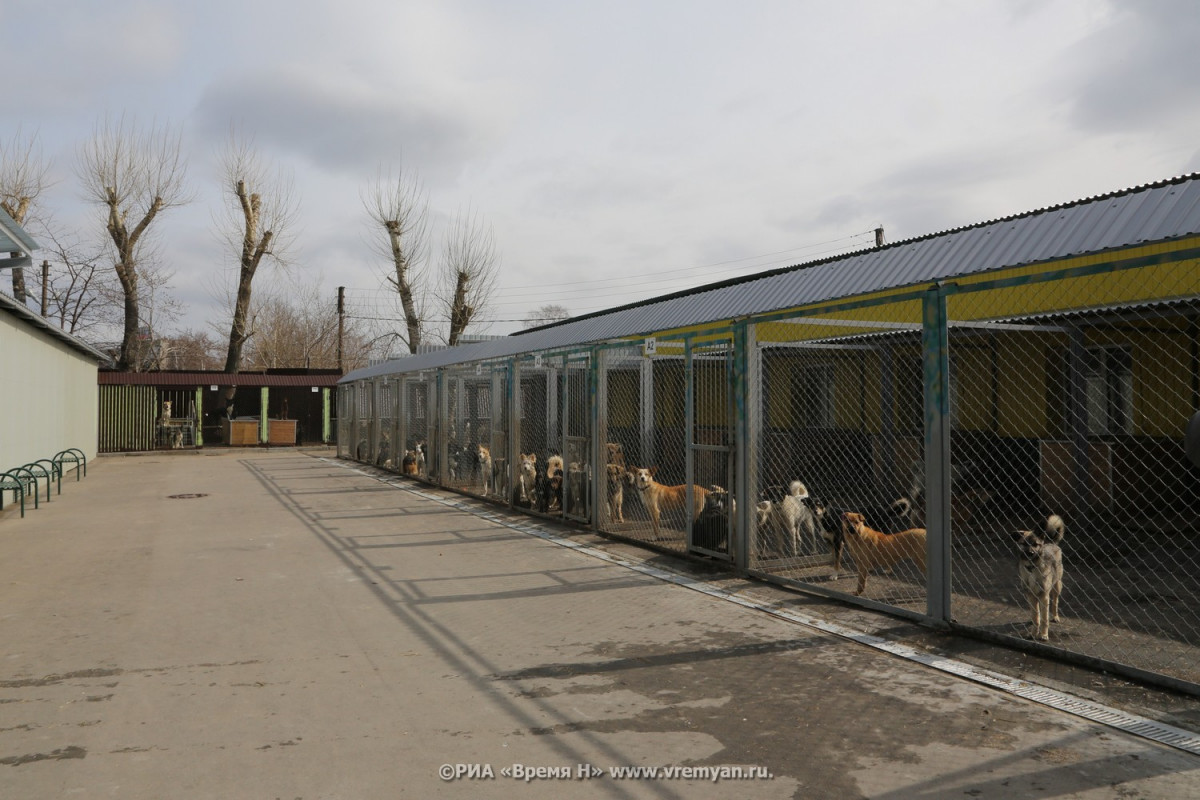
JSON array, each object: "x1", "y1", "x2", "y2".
[{"x1": 2, "y1": 448, "x2": 1200, "y2": 798}]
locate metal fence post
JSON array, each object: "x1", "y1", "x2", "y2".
[
  {"x1": 591, "y1": 347, "x2": 603, "y2": 530},
  {"x1": 509, "y1": 357, "x2": 521, "y2": 505},
  {"x1": 684, "y1": 337, "x2": 695, "y2": 549},
  {"x1": 923, "y1": 283, "x2": 952, "y2": 624},
  {"x1": 733, "y1": 321, "x2": 753, "y2": 571}
]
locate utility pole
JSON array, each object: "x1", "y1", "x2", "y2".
[
  {"x1": 875, "y1": 226, "x2": 886, "y2": 247},
  {"x1": 337, "y1": 285, "x2": 345, "y2": 373},
  {"x1": 40, "y1": 260, "x2": 49, "y2": 316}
]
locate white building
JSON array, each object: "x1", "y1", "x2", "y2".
[{"x1": 0, "y1": 207, "x2": 105, "y2": 472}]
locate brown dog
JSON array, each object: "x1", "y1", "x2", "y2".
[
  {"x1": 630, "y1": 467, "x2": 708, "y2": 539},
  {"x1": 605, "y1": 463, "x2": 625, "y2": 523},
  {"x1": 841, "y1": 511, "x2": 927, "y2": 596}
]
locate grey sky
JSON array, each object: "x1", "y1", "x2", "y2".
[{"x1": 4, "y1": 0, "x2": 1198, "y2": 339}]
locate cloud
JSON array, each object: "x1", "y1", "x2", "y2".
[
  {"x1": 191, "y1": 63, "x2": 511, "y2": 182},
  {"x1": 1056, "y1": 0, "x2": 1200, "y2": 134}
]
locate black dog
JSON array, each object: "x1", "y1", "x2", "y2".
[{"x1": 692, "y1": 489, "x2": 731, "y2": 552}]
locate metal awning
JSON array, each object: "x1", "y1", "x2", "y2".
[{"x1": 0, "y1": 204, "x2": 37, "y2": 271}]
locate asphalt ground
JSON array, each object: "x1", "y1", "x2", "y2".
[{"x1": 2, "y1": 448, "x2": 1200, "y2": 799}]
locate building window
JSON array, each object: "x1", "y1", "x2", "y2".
[
  {"x1": 794, "y1": 364, "x2": 836, "y2": 428},
  {"x1": 1085, "y1": 345, "x2": 1133, "y2": 435}
]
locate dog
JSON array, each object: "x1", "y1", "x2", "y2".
[
  {"x1": 159, "y1": 400, "x2": 183, "y2": 449},
  {"x1": 545, "y1": 454, "x2": 565, "y2": 511},
  {"x1": 515, "y1": 453, "x2": 538, "y2": 507},
  {"x1": 840, "y1": 511, "x2": 927, "y2": 596},
  {"x1": 857, "y1": 496, "x2": 919, "y2": 534},
  {"x1": 755, "y1": 481, "x2": 822, "y2": 558},
  {"x1": 629, "y1": 467, "x2": 709, "y2": 540},
  {"x1": 401, "y1": 450, "x2": 419, "y2": 476},
  {"x1": 606, "y1": 442, "x2": 626, "y2": 471},
  {"x1": 567, "y1": 463, "x2": 589, "y2": 517},
  {"x1": 476, "y1": 444, "x2": 493, "y2": 495},
  {"x1": 1014, "y1": 514, "x2": 1065, "y2": 642},
  {"x1": 692, "y1": 488, "x2": 731, "y2": 552},
  {"x1": 818, "y1": 496, "x2": 914, "y2": 579},
  {"x1": 605, "y1": 463, "x2": 626, "y2": 524}
]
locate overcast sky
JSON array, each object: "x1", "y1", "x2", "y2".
[{"x1": 5, "y1": 0, "x2": 1200, "y2": 342}]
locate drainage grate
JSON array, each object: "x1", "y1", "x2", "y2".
[
  {"x1": 166, "y1": 493, "x2": 209, "y2": 499},
  {"x1": 330, "y1": 459, "x2": 1200, "y2": 759}
]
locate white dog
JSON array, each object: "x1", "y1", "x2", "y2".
[{"x1": 756, "y1": 481, "x2": 821, "y2": 558}]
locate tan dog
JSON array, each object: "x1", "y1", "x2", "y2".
[
  {"x1": 840, "y1": 511, "x2": 927, "y2": 596},
  {"x1": 629, "y1": 467, "x2": 708, "y2": 539},
  {"x1": 1014, "y1": 514, "x2": 1065, "y2": 642},
  {"x1": 605, "y1": 463, "x2": 625, "y2": 523},
  {"x1": 476, "y1": 444, "x2": 493, "y2": 495}
]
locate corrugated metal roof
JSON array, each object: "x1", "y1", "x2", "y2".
[
  {"x1": 99, "y1": 371, "x2": 342, "y2": 387},
  {"x1": 1, "y1": 290, "x2": 110, "y2": 363},
  {"x1": 342, "y1": 172, "x2": 1200, "y2": 384}
]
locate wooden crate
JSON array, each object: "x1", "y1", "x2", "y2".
[
  {"x1": 223, "y1": 418, "x2": 260, "y2": 446},
  {"x1": 268, "y1": 419, "x2": 297, "y2": 446}
]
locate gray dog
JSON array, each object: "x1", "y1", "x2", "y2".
[{"x1": 1014, "y1": 514, "x2": 1065, "y2": 641}]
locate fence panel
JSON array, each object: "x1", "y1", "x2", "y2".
[
  {"x1": 488, "y1": 364, "x2": 511, "y2": 502},
  {"x1": 562, "y1": 351, "x2": 592, "y2": 523},
  {"x1": 441, "y1": 366, "x2": 497, "y2": 497},
  {"x1": 947, "y1": 270, "x2": 1200, "y2": 687},
  {"x1": 98, "y1": 385, "x2": 157, "y2": 452},
  {"x1": 354, "y1": 380, "x2": 372, "y2": 461},
  {"x1": 599, "y1": 346, "x2": 642, "y2": 535},
  {"x1": 689, "y1": 338, "x2": 735, "y2": 559},
  {"x1": 336, "y1": 384, "x2": 353, "y2": 458},
  {"x1": 750, "y1": 302, "x2": 928, "y2": 614},
  {"x1": 515, "y1": 355, "x2": 558, "y2": 512},
  {"x1": 401, "y1": 377, "x2": 433, "y2": 480},
  {"x1": 373, "y1": 379, "x2": 395, "y2": 468}
]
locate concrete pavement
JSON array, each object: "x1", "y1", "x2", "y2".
[{"x1": 2, "y1": 448, "x2": 1199, "y2": 798}]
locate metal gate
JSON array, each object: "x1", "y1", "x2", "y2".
[
  {"x1": 749, "y1": 304, "x2": 929, "y2": 614},
  {"x1": 99, "y1": 386, "x2": 199, "y2": 452},
  {"x1": 688, "y1": 338, "x2": 735, "y2": 559}
]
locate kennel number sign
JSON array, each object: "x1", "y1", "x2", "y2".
[{"x1": 644, "y1": 337, "x2": 657, "y2": 356}]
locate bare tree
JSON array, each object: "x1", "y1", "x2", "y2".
[
  {"x1": 521, "y1": 304, "x2": 571, "y2": 329},
  {"x1": 363, "y1": 165, "x2": 429, "y2": 353},
  {"x1": 216, "y1": 130, "x2": 298, "y2": 374},
  {"x1": 26, "y1": 224, "x2": 118, "y2": 336},
  {"x1": 438, "y1": 208, "x2": 499, "y2": 346},
  {"x1": 158, "y1": 329, "x2": 224, "y2": 370},
  {"x1": 76, "y1": 115, "x2": 189, "y2": 370},
  {"x1": 0, "y1": 127, "x2": 52, "y2": 304},
  {"x1": 243, "y1": 280, "x2": 364, "y2": 370}
]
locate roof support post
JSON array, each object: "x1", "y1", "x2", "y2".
[
  {"x1": 732, "y1": 320, "x2": 753, "y2": 572},
  {"x1": 922, "y1": 283, "x2": 952, "y2": 625},
  {"x1": 260, "y1": 387, "x2": 269, "y2": 444}
]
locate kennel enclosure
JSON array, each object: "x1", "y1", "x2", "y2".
[{"x1": 340, "y1": 174, "x2": 1200, "y2": 694}]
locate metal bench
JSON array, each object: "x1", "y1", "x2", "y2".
[
  {"x1": 52, "y1": 448, "x2": 88, "y2": 482},
  {"x1": 22, "y1": 459, "x2": 62, "y2": 503},
  {"x1": 0, "y1": 467, "x2": 39, "y2": 518}
]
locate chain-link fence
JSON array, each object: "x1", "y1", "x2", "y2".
[
  {"x1": 335, "y1": 241, "x2": 1200, "y2": 691},
  {"x1": 749, "y1": 302, "x2": 929, "y2": 612},
  {"x1": 440, "y1": 366, "x2": 501, "y2": 498},
  {"x1": 336, "y1": 383, "x2": 352, "y2": 459},
  {"x1": 402, "y1": 377, "x2": 433, "y2": 480},
  {"x1": 373, "y1": 380, "x2": 395, "y2": 468},
  {"x1": 944, "y1": 269, "x2": 1200, "y2": 686}
]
